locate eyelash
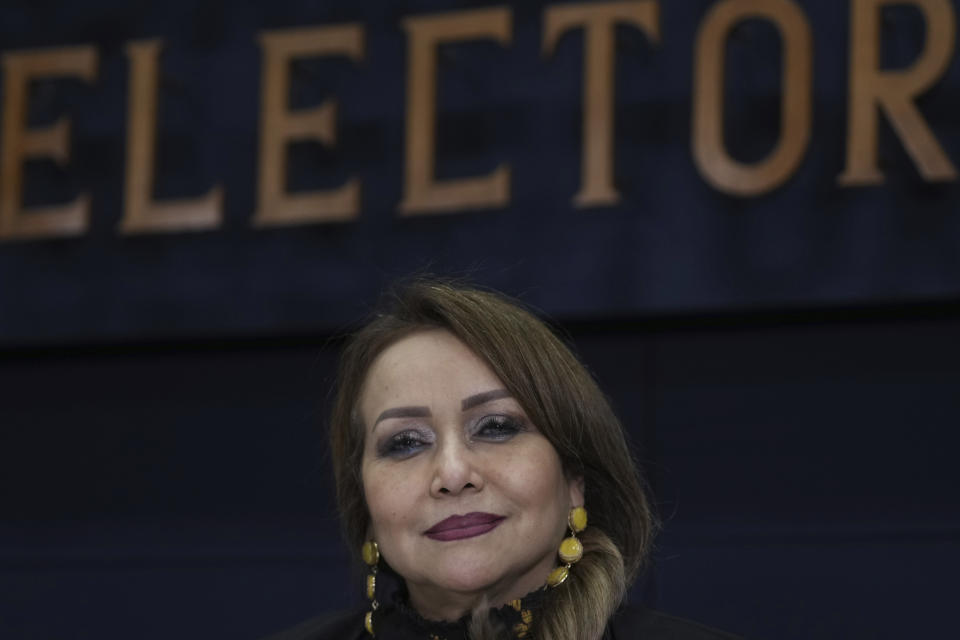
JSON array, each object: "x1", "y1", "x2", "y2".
[
  {"x1": 377, "y1": 429, "x2": 432, "y2": 458},
  {"x1": 472, "y1": 415, "x2": 525, "y2": 441},
  {"x1": 376, "y1": 415, "x2": 526, "y2": 459}
]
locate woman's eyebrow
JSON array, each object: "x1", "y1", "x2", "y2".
[
  {"x1": 461, "y1": 388, "x2": 511, "y2": 410},
  {"x1": 373, "y1": 406, "x2": 431, "y2": 429}
]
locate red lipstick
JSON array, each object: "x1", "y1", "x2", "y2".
[{"x1": 424, "y1": 512, "x2": 506, "y2": 541}]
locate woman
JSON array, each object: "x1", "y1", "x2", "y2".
[{"x1": 267, "y1": 280, "x2": 741, "y2": 640}]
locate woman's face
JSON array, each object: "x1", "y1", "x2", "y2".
[{"x1": 359, "y1": 329, "x2": 582, "y2": 617}]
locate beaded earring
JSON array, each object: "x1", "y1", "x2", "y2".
[
  {"x1": 546, "y1": 506, "x2": 587, "y2": 588},
  {"x1": 362, "y1": 540, "x2": 380, "y2": 636}
]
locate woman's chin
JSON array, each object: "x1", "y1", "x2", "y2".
[
  {"x1": 431, "y1": 565, "x2": 502, "y2": 594},
  {"x1": 425, "y1": 561, "x2": 545, "y2": 602},
  {"x1": 408, "y1": 541, "x2": 553, "y2": 600}
]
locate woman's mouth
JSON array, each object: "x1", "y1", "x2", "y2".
[{"x1": 424, "y1": 512, "x2": 506, "y2": 541}]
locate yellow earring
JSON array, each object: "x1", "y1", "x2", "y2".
[
  {"x1": 362, "y1": 541, "x2": 380, "y2": 636},
  {"x1": 547, "y1": 506, "x2": 587, "y2": 588}
]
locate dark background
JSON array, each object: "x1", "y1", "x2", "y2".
[
  {"x1": 3, "y1": 305, "x2": 959, "y2": 640},
  {"x1": 2, "y1": 1, "x2": 959, "y2": 638}
]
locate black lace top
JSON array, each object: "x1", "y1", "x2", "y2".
[
  {"x1": 364, "y1": 564, "x2": 544, "y2": 639},
  {"x1": 385, "y1": 585, "x2": 543, "y2": 639},
  {"x1": 262, "y1": 566, "x2": 743, "y2": 640}
]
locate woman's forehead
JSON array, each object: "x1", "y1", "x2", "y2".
[{"x1": 358, "y1": 329, "x2": 506, "y2": 416}]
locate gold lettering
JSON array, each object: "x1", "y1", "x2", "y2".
[
  {"x1": 543, "y1": 1, "x2": 660, "y2": 207},
  {"x1": 839, "y1": 0, "x2": 956, "y2": 185},
  {"x1": 0, "y1": 46, "x2": 97, "y2": 240},
  {"x1": 692, "y1": 0, "x2": 812, "y2": 196},
  {"x1": 399, "y1": 8, "x2": 511, "y2": 215},
  {"x1": 120, "y1": 40, "x2": 223, "y2": 234},
  {"x1": 254, "y1": 25, "x2": 364, "y2": 227}
]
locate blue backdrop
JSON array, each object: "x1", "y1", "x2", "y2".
[{"x1": 1, "y1": 0, "x2": 959, "y2": 346}]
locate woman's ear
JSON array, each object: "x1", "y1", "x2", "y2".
[{"x1": 568, "y1": 474, "x2": 585, "y2": 507}]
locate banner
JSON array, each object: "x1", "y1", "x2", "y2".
[{"x1": 1, "y1": 0, "x2": 959, "y2": 345}]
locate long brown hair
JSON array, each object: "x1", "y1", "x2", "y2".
[{"x1": 329, "y1": 279, "x2": 657, "y2": 639}]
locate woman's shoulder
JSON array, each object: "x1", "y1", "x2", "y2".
[
  {"x1": 259, "y1": 608, "x2": 364, "y2": 640},
  {"x1": 609, "y1": 605, "x2": 744, "y2": 640}
]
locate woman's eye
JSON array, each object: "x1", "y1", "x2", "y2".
[
  {"x1": 473, "y1": 415, "x2": 524, "y2": 441},
  {"x1": 378, "y1": 431, "x2": 430, "y2": 458}
]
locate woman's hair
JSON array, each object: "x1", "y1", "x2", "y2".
[{"x1": 329, "y1": 279, "x2": 657, "y2": 640}]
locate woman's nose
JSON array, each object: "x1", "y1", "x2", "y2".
[{"x1": 430, "y1": 438, "x2": 484, "y2": 497}]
